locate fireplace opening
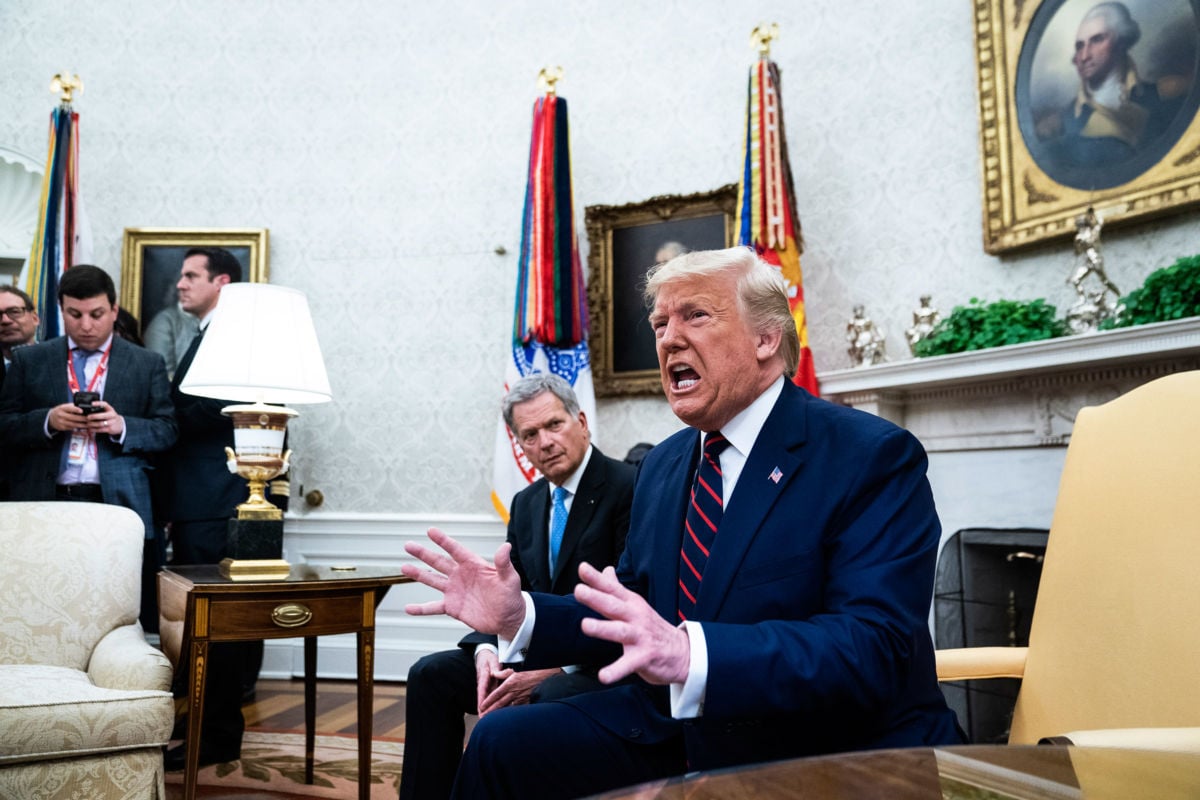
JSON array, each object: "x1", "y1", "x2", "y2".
[{"x1": 934, "y1": 527, "x2": 1049, "y2": 744}]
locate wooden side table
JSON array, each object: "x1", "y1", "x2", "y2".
[{"x1": 158, "y1": 564, "x2": 410, "y2": 800}]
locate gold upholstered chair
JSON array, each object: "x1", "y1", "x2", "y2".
[
  {"x1": 0, "y1": 502, "x2": 174, "y2": 798},
  {"x1": 936, "y1": 371, "x2": 1200, "y2": 750}
]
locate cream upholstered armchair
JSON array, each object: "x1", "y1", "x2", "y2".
[
  {"x1": 936, "y1": 371, "x2": 1200, "y2": 751},
  {"x1": 0, "y1": 502, "x2": 174, "y2": 799}
]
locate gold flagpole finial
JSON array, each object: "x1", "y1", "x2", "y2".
[
  {"x1": 537, "y1": 66, "x2": 564, "y2": 95},
  {"x1": 50, "y1": 73, "x2": 83, "y2": 105},
  {"x1": 750, "y1": 24, "x2": 780, "y2": 59}
]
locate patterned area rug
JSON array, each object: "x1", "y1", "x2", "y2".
[{"x1": 164, "y1": 730, "x2": 403, "y2": 798}]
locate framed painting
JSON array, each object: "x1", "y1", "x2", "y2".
[
  {"x1": 584, "y1": 184, "x2": 737, "y2": 396},
  {"x1": 975, "y1": 0, "x2": 1200, "y2": 253},
  {"x1": 119, "y1": 227, "x2": 269, "y2": 332}
]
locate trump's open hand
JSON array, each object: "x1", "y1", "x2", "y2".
[
  {"x1": 402, "y1": 527, "x2": 526, "y2": 639},
  {"x1": 574, "y1": 563, "x2": 691, "y2": 686}
]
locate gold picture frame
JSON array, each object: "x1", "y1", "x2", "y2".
[
  {"x1": 584, "y1": 184, "x2": 737, "y2": 396},
  {"x1": 975, "y1": 0, "x2": 1200, "y2": 253},
  {"x1": 119, "y1": 227, "x2": 270, "y2": 332}
]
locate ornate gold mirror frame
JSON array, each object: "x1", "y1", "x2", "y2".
[{"x1": 975, "y1": 0, "x2": 1200, "y2": 253}]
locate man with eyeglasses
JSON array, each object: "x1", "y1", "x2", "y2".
[
  {"x1": 0, "y1": 285, "x2": 40, "y2": 393},
  {"x1": 0, "y1": 286, "x2": 40, "y2": 500}
]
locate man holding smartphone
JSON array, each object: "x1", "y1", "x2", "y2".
[{"x1": 0, "y1": 265, "x2": 177, "y2": 629}]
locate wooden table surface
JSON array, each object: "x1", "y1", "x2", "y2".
[{"x1": 586, "y1": 745, "x2": 1200, "y2": 799}]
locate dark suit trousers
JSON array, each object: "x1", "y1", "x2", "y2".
[
  {"x1": 400, "y1": 650, "x2": 608, "y2": 800},
  {"x1": 398, "y1": 648, "x2": 476, "y2": 800},
  {"x1": 450, "y1": 699, "x2": 685, "y2": 800},
  {"x1": 141, "y1": 534, "x2": 165, "y2": 634},
  {"x1": 169, "y1": 517, "x2": 256, "y2": 751},
  {"x1": 171, "y1": 517, "x2": 230, "y2": 565}
]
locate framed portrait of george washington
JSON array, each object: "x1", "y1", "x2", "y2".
[
  {"x1": 584, "y1": 184, "x2": 737, "y2": 396},
  {"x1": 119, "y1": 227, "x2": 269, "y2": 334},
  {"x1": 975, "y1": 0, "x2": 1200, "y2": 253}
]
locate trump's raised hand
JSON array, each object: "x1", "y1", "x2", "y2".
[
  {"x1": 402, "y1": 527, "x2": 526, "y2": 639},
  {"x1": 574, "y1": 563, "x2": 691, "y2": 686}
]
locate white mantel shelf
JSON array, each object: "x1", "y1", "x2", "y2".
[
  {"x1": 816, "y1": 317, "x2": 1200, "y2": 451},
  {"x1": 818, "y1": 317, "x2": 1200, "y2": 394}
]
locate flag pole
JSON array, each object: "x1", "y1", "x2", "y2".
[
  {"x1": 50, "y1": 73, "x2": 84, "y2": 105},
  {"x1": 537, "y1": 66, "x2": 563, "y2": 96},
  {"x1": 492, "y1": 66, "x2": 597, "y2": 520},
  {"x1": 735, "y1": 25, "x2": 820, "y2": 394},
  {"x1": 750, "y1": 23, "x2": 779, "y2": 59},
  {"x1": 24, "y1": 73, "x2": 86, "y2": 338}
]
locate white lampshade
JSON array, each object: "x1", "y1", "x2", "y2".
[{"x1": 179, "y1": 283, "x2": 332, "y2": 405}]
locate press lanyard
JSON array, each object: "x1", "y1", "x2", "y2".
[
  {"x1": 65, "y1": 342, "x2": 112, "y2": 463},
  {"x1": 67, "y1": 342, "x2": 111, "y2": 395}
]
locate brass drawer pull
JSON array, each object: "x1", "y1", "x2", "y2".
[{"x1": 272, "y1": 603, "x2": 313, "y2": 628}]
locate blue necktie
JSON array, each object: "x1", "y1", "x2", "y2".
[
  {"x1": 678, "y1": 432, "x2": 730, "y2": 621},
  {"x1": 72, "y1": 348, "x2": 94, "y2": 389},
  {"x1": 549, "y1": 486, "x2": 569, "y2": 577}
]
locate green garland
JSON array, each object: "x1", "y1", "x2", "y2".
[
  {"x1": 913, "y1": 298, "x2": 1070, "y2": 357},
  {"x1": 1102, "y1": 254, "x2": 1200, "y2": 329}
]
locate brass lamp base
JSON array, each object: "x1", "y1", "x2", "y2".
[
  {"x1": 218, "y1": 403, "x2": 297, "y2": 581},
  {"x1": 219, "y1": 557, "x2": 292, "y2": 581}
]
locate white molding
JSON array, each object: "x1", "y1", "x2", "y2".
[
  {"x1": 0, "y1": 146, "x2": 44, "y2": 258},
  {"x1": 818, "y1": 317, "x2": 1200, "y2": 395},
  {"x1": 0, "y1": 146, "x2": 42, "y2": 173},
  {"x1": 262, "y1": 512, "x2": 507, "y2": 681},
  {"x1": 817, "y1": 319, "x2": 1200, "y2": 451}
]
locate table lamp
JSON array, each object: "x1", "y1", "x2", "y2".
[{"x1": 179, "y1": 283, "x2": 332, "y2": 579}]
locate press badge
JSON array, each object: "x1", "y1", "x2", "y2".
[{"x1": 67, "y1": 431, "x2": 90, "y2": 464}]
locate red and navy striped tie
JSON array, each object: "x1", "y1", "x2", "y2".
[{"x1": 678, "y1": 432, "x2": 730, "y2": 620}]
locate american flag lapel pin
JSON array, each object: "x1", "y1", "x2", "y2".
[{"x1": 769, "y1": 467, "x2": 783, "y2": 484}]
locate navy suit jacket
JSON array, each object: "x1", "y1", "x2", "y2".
[
  {"x1": 165, "y1": 329, "x2": 246, "y2": 521},
  {"x1": 460, "y1": 448, "x2": 635, "y2": 651},
  {"x1": 523, "y1": 381, "x2": 961, "y2": 770},
  {"x1": 0, "y1": 336, "x2": 177, "y2": 538}
]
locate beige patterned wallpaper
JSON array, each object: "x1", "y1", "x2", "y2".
[{"x1": 2, "y1": 0, "x2": 1198, "y2": 515}]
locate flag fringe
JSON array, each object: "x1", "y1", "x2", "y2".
[{"x1": 735, "y1": 60, "x2": 818, "y2": 395}]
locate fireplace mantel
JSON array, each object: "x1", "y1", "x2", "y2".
[{"x1": 817, "y1": 317, "x2": 1200, "y2": 451}]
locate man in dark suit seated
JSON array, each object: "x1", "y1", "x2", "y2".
[
  {"x1": 0, "y1": 265, "x2": 177, "y2": 632},
  {"x1": 399, "y1": 373, "x2": 635, "y2": 800},
  {"x1": 403, "y1": 247, "x2": 963, "y2": 799}
]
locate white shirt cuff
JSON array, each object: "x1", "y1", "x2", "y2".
[
  {"x1": 496, "y1": 592, "x2": 535, "y2": 663},
  {"x1": 669, "y1": 620, "x2": 707, "y2": 718},
  {"x1": 473, "y1": 643, "x2": 498, "y2": 659}
]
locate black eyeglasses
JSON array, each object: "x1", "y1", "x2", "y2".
[{"x1": 1, "y1": 306, "x2": 32, "y2": 320}]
